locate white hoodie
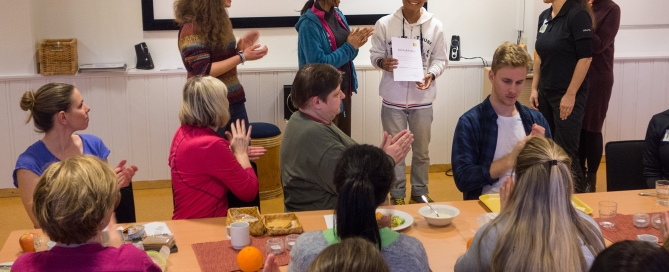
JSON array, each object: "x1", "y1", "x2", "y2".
[{"x1": 370, "y1": 7, "x2": 448, "y2": 109}]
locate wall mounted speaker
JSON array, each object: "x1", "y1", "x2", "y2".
[
  {"x1": 449, "y1": 35, "x2": 460, "y2": 61},
  {"x1": 134, "y1": 42, "x2": 154, "y2": 70},
  {"x1": 284, "y1": 85, "x2": 298, "y2": 120}
]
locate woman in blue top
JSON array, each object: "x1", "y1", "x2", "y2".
[
  {"x1": 14, "y1": 83, "x2": 138, "y2": 227},
  {"x1": 296, "y1": 0, "x2": 373, "y2": 136}
]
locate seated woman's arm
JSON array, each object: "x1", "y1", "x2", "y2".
[
  {"x1": 454, "y1": 223, "x2": 498, "y2": 272},
  {"x1": 16, "y1": 169, "x2": 41, "y2": 228},
  {"x1": 206, "y1": 139, "x2": 258, "y2": 202}
]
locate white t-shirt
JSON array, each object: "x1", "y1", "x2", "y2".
[{"x1": 482, "y1": 113, "x2": 525, "y2": 194}]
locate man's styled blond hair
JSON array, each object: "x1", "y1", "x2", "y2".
[
  {"x1": 490, "y1": 42, "x2": 532, "y2": 74},
  {"x1": 33, "y1": 155, "x2": 118, "y2": 245},
  {"x1": 179, "y1": 76, "x2": 231, "y2": 128}
]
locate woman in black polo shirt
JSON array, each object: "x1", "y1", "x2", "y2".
[{"x1": 530, "y1": 0, "x2": 595, "y2": 193}]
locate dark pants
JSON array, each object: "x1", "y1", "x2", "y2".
[
  {"x1": 215, "y1": 104, "x2": 261, "y2": 211},
  {"x1": 332, "y1": 93, "x2": 352, "y2": 137},
  {"x1": 114, "y1": 183, "x2": 137, "y2": 223},
  {"x1": 538, "y1": 87, "x2": 589, "y2": 192},
  {"x1": 579, "y1": 129, "x2": 603, "y2": 174}
]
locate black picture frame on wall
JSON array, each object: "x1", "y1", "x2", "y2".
[{"x1": 141, "y1": 0, "x2": 426, "y2": 30}]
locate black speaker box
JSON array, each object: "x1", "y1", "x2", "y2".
[
  {"x1": 284, "y1": 85, "x2": 298, "y2": 120},
  {"x1": 135, "y1": 42, "x2": 154, "y2": 70},
  {"x1": 449, "y1": 35, "x2": 460, "y2": 61}
]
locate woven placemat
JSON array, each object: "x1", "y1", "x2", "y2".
[
  {"x1": 594, "y1": 213, "x2": 662, "y2": 243},
  {"x1": 192, "y1": 235, "x2": 291, "y2": 272}
]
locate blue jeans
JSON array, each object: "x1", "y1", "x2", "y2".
[
  {"x1": 216, "y1": 104, "x2": 250, "y2": 137},
  {"x1": 381, "y1": 106, "x2": 433, "y2": 198}
]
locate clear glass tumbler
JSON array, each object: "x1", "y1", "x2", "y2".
[
  {"x1": 266, "y1": 238, "x2": 284, "y2": 255},
  {"x1": 598, "y1": 201, "x2": 617, "y2": 228}
]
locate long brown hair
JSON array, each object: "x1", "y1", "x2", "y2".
[
  {"x1": 478, "y1": 137, "x2": 605, "y2": 272},
  {"x1": 174, "y1": 0, "x2": 234, "y2": 49},
  {"x1": 569, "y1": 0, "x2": 596, "y2": 28}
]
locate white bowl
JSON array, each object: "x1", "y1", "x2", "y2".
[{"x1": 418, "y1": 205, "x2": 460, "y2": 227}]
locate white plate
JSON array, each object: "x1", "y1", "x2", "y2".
[
  {"x1": 377, "y1": 208, "x2": 414, "y2": 231},
  {"x1": 0, "y1": 262, "x2": 12, "y2": 271}
]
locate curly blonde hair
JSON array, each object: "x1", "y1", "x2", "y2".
[{"x1": 174, "y1": 0, "x2": 234, "y2": 49}]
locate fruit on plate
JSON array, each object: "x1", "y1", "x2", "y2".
[
  {"x1": 237, "y1": 246, "x2": 263, "y2": 272},
  {"x1": 19, "y1": 233, "x2": 36, "y2": 252}
]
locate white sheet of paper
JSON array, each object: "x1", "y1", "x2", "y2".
[
  {"x1": 324, "y1": 214, "x2": 335, "y2": 229},
  {"x1": 143, "y1": 222, "x2": 172, "y2": 236},
  {"x1": 392, "y1": 37, "x2": 424, "y2": 82}
]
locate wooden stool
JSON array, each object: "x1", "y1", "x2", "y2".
[{"x1": 250, "y1": 123, "x2": 282, "y2": 200}]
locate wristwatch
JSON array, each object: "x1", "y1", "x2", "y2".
[{"x1": 238, "y1": 50, "x2": 246, "y2": 64}]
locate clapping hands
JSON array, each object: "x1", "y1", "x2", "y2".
[
  {"x1": 499, "y1": 176, "x2": 515, "y2": 211},
  {"x1": 238, "y1": 30, "x2": 268, "y2": 62},
  {"x1": 114, "y1": 160, "x2": 138, "y2": 188},
  {"x1": 347, "y1": 27, "x2": 374, "y2": 49},
  {"x1": 380, "y1": 130, "x2": 414, "y2": 164}
]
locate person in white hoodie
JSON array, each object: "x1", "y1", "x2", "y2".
[{"x1": 370, "y1": 0, "x2": 448, "y2": 205}]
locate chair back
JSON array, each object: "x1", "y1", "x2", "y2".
[{"x1": 605, "y1": 140, "x2": 647, "y2": 191}]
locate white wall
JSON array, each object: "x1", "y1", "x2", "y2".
[{"x1": 0, "y1": 0, "x2": 36, "y2": 75}]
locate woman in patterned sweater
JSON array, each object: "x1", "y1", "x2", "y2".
[
  {"x1": 175, "y1": 0, "x2": 268, "y2": 133},
  {"x1": 175, "y1": 0, "x2": 268, "y2": 209}
]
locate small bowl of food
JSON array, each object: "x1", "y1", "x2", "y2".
[{"x1": 418, "y1": 204, "x2": 460, "y2": 227}]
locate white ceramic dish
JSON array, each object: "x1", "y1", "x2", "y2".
[
  {"x1": 418, "y1": 205, "x2": 460, "y2": 227},
  {"x1": 377, "y1": 208, "x2": 414, "y2": 231}
]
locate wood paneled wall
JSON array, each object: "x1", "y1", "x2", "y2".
[{"x1": 1, "y1": 59, "x2": 668, "y2": 188}]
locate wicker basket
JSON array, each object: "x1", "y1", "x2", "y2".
[
  {"x1": 263, "y1": 213, "x2": 304, "y2": 236},
  {"x1": 226, "y1": 207, "x2": 265, "y2": 237},
  {"x1": 38, "y1": 39, "x2": 78, "y2": 75}
]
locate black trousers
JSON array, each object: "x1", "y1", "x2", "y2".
[
  {"x1": 215, "y1": 104, "x2": 261, "y2": 211},
  {"x1": 538, "y1": 87, "x2": 589, "y2": 192}
]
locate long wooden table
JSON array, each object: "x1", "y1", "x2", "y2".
[{"x1": 1, "y1": 190, "x2": 664, "y2": 271}]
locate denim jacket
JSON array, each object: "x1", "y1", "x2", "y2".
[{"x1": 452, "y1": 96, "x2": 552, "y2": 200}]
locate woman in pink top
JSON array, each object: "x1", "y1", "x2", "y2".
[
  {"x1": 12, "y1": 155, "x2": 160, "y2": 272},
  {"x1": 169, "y1": 76, "x2": 259, "y2": 219}
]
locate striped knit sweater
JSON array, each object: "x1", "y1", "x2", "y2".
[{"x1": 178, "y1": 22, "x2": 246, "y2": 107}]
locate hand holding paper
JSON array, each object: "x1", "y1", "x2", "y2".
[{"x1": 391, "y1": 37, "x2": 424, "y2": 82}]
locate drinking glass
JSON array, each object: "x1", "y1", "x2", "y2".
[
  {"x1": 33, "y1": 233, "x2": 50, "y2": 252},
  {"x1": 633, "y1": 213, "x2": 650, "y2": 228},
  {"x1": 285, "y1": 234, "x2": 300, "y2": 251},
  {"x1": 656, "y1": 180, "x2": 669, "y2": 205},
  {"x1": 266, "y1": 238, "x2": 284, "y2": 255},
  {"x1": 652, "y1": 213, "x2": 663, "y2": 229},
  {"x1": 598, "y1": 201, "x2": 617, "y2": 228}
]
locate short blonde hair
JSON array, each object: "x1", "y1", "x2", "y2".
[
  {"x1": 179, "y1": 76, "x2": 231, "y2": 128},
  {"x1": 490, "y1": 42, "x2": 532, "y2": 74},
  {"x1": 33, "y1": 155, "x2": 118, "y2": 245}
]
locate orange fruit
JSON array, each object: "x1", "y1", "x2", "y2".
[
  {"x1": 466, "y1": 237, "x2": 474, "y2": 249},
  {"x1": 237, "y1": 246, "x2": 264, "y2": 272}
]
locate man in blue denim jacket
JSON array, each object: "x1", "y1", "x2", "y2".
[{"x1": 452, "y1": 43, "x2": 551, "y2": 200}]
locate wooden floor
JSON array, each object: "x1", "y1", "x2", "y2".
[{"x1": 0, "y1": 164, "x2": 607, "y2": 248}]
